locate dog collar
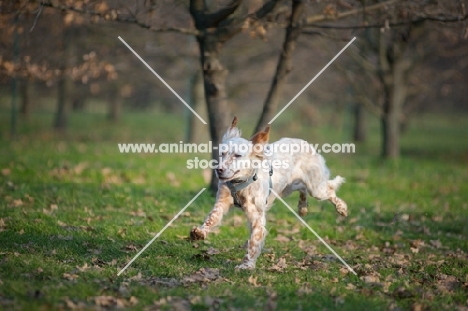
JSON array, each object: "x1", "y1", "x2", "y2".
[{"x1": 225, "y1": 165, "x2": 273, "y2": 208}]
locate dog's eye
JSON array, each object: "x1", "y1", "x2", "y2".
[{"x1": 234, "y1": 154, "x2": 242, "y2": 158}]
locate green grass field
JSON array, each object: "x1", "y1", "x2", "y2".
[{"x1": 0, "y1": 110, "x2": 467, "y2": 310}]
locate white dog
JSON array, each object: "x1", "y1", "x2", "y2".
[{"x1": 190, "y1": 117, "x2": 348, "y2": 269}]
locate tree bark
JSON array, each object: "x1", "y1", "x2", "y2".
[
  {"x1": 20, "y1": 79, "x2": 31, "y2": 119},
  {"x1": 254, "y1": 0, "x2": 304, "y2": 134},
  {"x1": 54, "y1": 76, "x2": 68, "y2": 130},
  {"x1": 107, "y1": 83, "x2": 121, "y2": 122},
  {"x1": 72, "y1": 87, "x2": 86, "y2": 111},
  {"x1": 189, "y1": 0, "x2": 280, "y2": 191},
  {"x1": 353, "y1": 102, "x2": 366, "y2": 142},
  {"x1": 379, "y1": 34, "x2": 408, "y2": 159},
  {"x1": 197, "y1": 34, "x2": 231, "y2": 191},
  {"x1": 186, "y1": 71, "x2": 204, "y2": 143},
  {"x1": 54, "y1": 25, "x2": 74, "y2": 130}
]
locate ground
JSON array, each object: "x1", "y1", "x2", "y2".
[{"x1": 0, "y1": 111, "x2": 467, "y2": 310}]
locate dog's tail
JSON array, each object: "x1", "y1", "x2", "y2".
[{"x1": 328, "y1": 175, "x2": 345, "y2": 191}]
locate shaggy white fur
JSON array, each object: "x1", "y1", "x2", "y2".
[{"x1": 190, "y1": 117, "x2": 348, "y2": 269}]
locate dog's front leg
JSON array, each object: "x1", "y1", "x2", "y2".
[
  {"x1": 190, "y1": 185, "x2": 232, "y2": 240},
  {"x1": 236, "y1": 204, "x2": 267, "y2": 270}
]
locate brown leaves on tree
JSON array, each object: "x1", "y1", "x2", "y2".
[{"x1": 0, "y1": 51, "x2": 117, "y2": 86}]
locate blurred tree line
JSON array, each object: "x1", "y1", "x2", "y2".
[{"x1": 1, "y1": 0, "x2": 467, "y2": 187}]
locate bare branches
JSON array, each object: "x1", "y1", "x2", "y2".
[
  {"x1": 37, "y1": 0, "x2": 200, "y2": 36},
  {"x1": 205, "y1": 0, "x2": 242, "y2": 28},
  {"x1": 304, "y1": 14, "x2": 468, "y2": 30},
  {"x1": 303, "y1": 0, "x2": 402, "y2": 26},
  {"x1": 29, "y1": 1, "x2": 44, "y2": 32},
  {"x1": 254, "y1": 0, "x2": 305, "y2": 133},
  {"x1": 216, "y1": 0, "x2": 282, "y2": 43}
]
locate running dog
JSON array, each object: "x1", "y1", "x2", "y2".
[{"x1": 190, "y1": 117, "x2": 348, "y2": 269}]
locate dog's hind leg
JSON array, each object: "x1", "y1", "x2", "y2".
[
  {"x1": 310, "y1": 176, "x2": 348, "y2": 217},
  {"x1": 298, "y1": 189, "x2": 308, "y2": 217},
  {"x1": 327, "y1": 176, "x2": 348, "y2": 216}
]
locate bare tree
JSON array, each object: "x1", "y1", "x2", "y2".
[
  {"x1": 254, "y1": 0, "x2": 304, "y2": 134},
  {"x1": 19, "y1": 0, "x2": 468, "y2": 176}
]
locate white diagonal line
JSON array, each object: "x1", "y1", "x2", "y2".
[
  {"x1": 270, "y1": 189, "x2": 357, "y2": 275},
  {"x1": 118, "y1": 36, "x2": 207, "y2": 125},
  {"x1": 117, "y1": 188, "x2": 206, "y2": 276},
  {"x1": 268, "y1": 37, "x2": 356, "y2": 124}
]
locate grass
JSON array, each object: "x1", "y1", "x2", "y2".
[{"x1": 0, "y1": 109, "x2": 467, "y2": 310}]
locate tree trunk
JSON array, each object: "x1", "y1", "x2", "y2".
[
  {"x1": 380, "y1": 37, "x2": 407, "y2": 159},
  {"x1": 54, "y1": 76, "x2": 68, "y2": 130},
  {"x1": 72, "y1": 87, "x2": 86, "y2": 111},
  {"x1": 107, "y1": 84, "x2": 121, "y2": 122},
  {"x1": 20, "y1": 79, "x2": 30, "y2": 119},
  {"x1": 197, "y1": 35, "x2": 231, "y2": 191},
  {"x1": 381, "y1": 99, "x2": 400, "y2": 158},
  {"x1": 186, "y1": 71, "x2": 203, "y2": 143},
  {"x1": 54, "y1": 25, "x2": 74, "y2": 130},
  {"x1": 188, "y1": 0, "x2": 279, "y2": 191},
  {"x1": 253, "y1": 0, "x2": 304, "y2": 134},
  {"x1": 353, "y1": 102, "x2": 366, "y2": 142}
]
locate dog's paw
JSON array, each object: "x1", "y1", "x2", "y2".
[
  {"x1": 235, "y1": 261, "x2": 256, "y2": 270},
  {"x1": 335, "y1": 199, "x2": 348, "y2": 217},
  {"x1": 298, "y1": 207, "x2": 308, "y2": 217},
  {"x1": 190, "y1": 227, "x2": 206, "y2": 240}
]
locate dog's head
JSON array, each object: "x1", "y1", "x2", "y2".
[{"x1": 216, "y1": 116, "x2": 270, "y2": 182}]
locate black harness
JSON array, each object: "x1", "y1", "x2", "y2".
[{"x1": 225, "y1": 165, "x2": 273, "y2": 208}]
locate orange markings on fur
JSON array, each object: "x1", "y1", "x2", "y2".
[
  {"x1": 231, "y1": 116, "x2": 238, "y2": 128},
  {"x1": 250, "y1": 126, "x2": 270, "y2": 146}
]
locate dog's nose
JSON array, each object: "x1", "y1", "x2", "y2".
[{"x1": 216, "y1": 168, "x2": 224, "y2": 175}]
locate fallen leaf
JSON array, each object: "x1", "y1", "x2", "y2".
[
  {"x1": 297, "y1": 283, "x2": 312, "y2": 296},
  {"x1": 122, "y1": 244, "x2": 139, "y2": 252},
  {"x1": 268, "y1": 257, "x2": 288, "y2": 272},
  {"x1": 360, "y1": 275, "x2": 380, "y2": 284},
  {"x1": 274, "y1": 235, "x2": 290, "y2": 243},
  {"x1": 430, "y1": 240, "x2": 442, "y2": 248},
  {"x1": 129, "y1": 272, "x2": 142, "y2": 281},
  {"x1": 201, "y1": 247, "x2": 219, "y2": 256},
  {"x1": 63, "y1": 273, "x2": 79, "y2": 281},
  {"x1": 1, "y1": 168, "x2": 11, "y2": 176},
  {"x1": 76, "y1": 263, "x2": 89, "y2": 272},
  {"x1": 129, "y1": 296, "x2": 138, "y2": 306},
  {"x1": 436, "y1": 274, "x2": 459, "y2": 293},
  {"x1": 166, "y1": 172, "x2": 180, "y2": 187},
  {"x1": 129, "y1": 209, "x2": 146, "y2": 217},
  {"x1": 248, "y1": 275, "x2": 261, "y2": 287},
  {"x1": 93, "y1": 296, "x2": 126, "y2": 308},
  {"x1": 339, "y1": 267, "x2": 349, "y2": 276},
  {"x1": 182, "y1": 268, "x2": 220, "y2": 285},
  {"x1": 12, "y1": 199, "x2": 23, "y2": 207},
  {"x1": 345, "y1": 283, "x2": 356, "y2": 290},
  {"x1": 410, "y1": 247, "x2": 419, "y2": 253},
  {"x1": 393, "y1": 287, "x2": 414, "y2": 298}
]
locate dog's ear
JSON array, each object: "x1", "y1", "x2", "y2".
[
  {"x1": 222, "y1": 116, "x2": 241, "y2": 142},
  {"x1": 250, "y1": 125, "x2": 270, "y2": 146}
]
